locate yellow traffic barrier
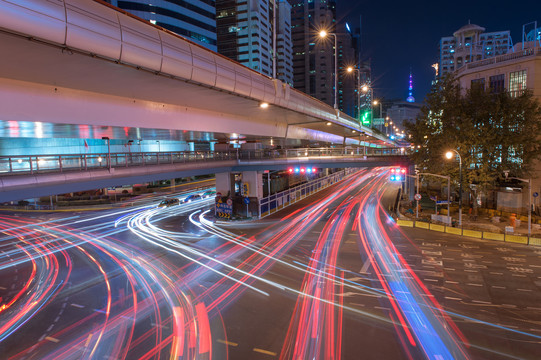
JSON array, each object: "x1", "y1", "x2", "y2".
[
  {"x1": 430, "y1": 224, "x2": 445, "y2": 232},
  {"x1": 445, "y1": 227, "x2": 462, "y2": 235},
  {"x1": 396, "y1": 219, "x2": 414, "y2": 227},
  {"x1": 483, "y1": 232, "x2": 504, "y2": 241},
  {"x1": 463, "y1": 229, "x2": 482, "y2": 239},
  {"x1": 505, "y1": 235, "x2": 528, "y2": 244},
  {"x1": 529, "y1": 238, "x2": 541, "y2": 246},
  {"x1": 415, "y1": 222, "x2": 429, "y2": 229}
]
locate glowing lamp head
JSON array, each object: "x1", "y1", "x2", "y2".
[
  {"x1": 259, "y1": 102, "x2": 269, "y2": 109},
  {"x1": 319, "y1": 30, "x2": 328, "y2": 38},
  {"x1": 307, "y1": 168, "x2": 312, "y2": 174},
  {"x1": 347, "y1": 66, "x2": 354, "y2": 73},
  {"x1": 288, "y1": 168, "x2": 294, "y2": 174},
  {"x1": 294, "y1": 167, "x2": 300, "y2": 173},
  {"x1": 312, "y1": 167, "x2": 317, "y2": 173},
  {"x1": 445, "y1": 151, "x2": 454, "y2": 159},
  {"x1": 361, "y1": 85, "x2": 369, "y2": 92},
  {"x1": 300, "y1": 168, "x2": 306, "y2": 173}
]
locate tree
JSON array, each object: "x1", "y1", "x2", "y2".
[{"x1": 406, "y1": 75, "x2": 541, "y2": 204}]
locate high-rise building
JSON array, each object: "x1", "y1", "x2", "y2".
[
  {"x1": 290, "y1": 0, "x2": 356, "y2": 116},
  {"x1": 105, "y1": 0, "x2": 217, "y2": 51},
  {"x1": 276, "y1": 0, "x2": 293, "y2": 85},
  {"x1": 290, "y1": 0, "x2": 337, "y2": 106},
  {"x1": 439, "y1": 23, "x2": 511, "y2": 77},
  {"x1": 216, "y1": 0, "x2": 292, "y2": 84}
]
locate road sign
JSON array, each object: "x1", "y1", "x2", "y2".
[
  {"x1": 226, "y1": 198, "x2": 233, "y2": 206},
  {"x1": 414, "y1": 194, "x2": 422, "y2": 201},
  {"x1": 215, "y1": 202, "x2": 232, "y2": 219},
  {"x1": 243, "y1": 197, "x2": 250, "y2": 205},
  {"x1": 534, "y1": 192, "x2": 539, "y2": 198},
  {"x1": 242, "y1": 183, "x2": 249, "y2": 197},
  {"x1": 216, "y1": 192, "x2": 222, "y2": 197}
]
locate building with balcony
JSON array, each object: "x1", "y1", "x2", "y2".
[
  {"x1": 439, "y1": 23, "x2": 511, "y2": 77},
  {"x1": 456, "y1": 44, "x2": 541, "y2": 101},
  {"x1": 105, "y1": 0, "x2": 217, "y2": 51}
]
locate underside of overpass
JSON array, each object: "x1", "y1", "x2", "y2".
[{"x1": 0, "y1": 155, "x2": 411, "y2": 202}]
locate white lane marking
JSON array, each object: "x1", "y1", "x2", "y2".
[
  {"x1": 70, "y1": 303, "x2": 84, "y2": 309},
  {"x1": 444, "y1": 296, "x2": 462, "y2": 301},
  {"x1": 466, "y1": 283, "x2": 483, "y2": 287},
  {"x1": 360, "y1": 259, "x2": 371, "y2": 274}
]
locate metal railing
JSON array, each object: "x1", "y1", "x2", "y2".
[
  {"x1": 0, "y1": 147, "x2": 407, "y2": 176},
  {"x1": 259, "y1": 167, "x2": 358, "y2": 218}
]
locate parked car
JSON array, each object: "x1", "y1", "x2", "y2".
[
  {"x1": 158, "y1": 198, "x2": 180, "y2": 207},
  {"x1": 182, "y1": 194, "x2": 201, "y2": 203},
  {"x1": 201, "y1": 190, "x2": 216, "y2": 199}
]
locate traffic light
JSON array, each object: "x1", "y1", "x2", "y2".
[
  {"x1": 287, "y1": 167, "x2": 317, "y2": 174},
  {"x1": 389, "y1": 167, "x2": 406, "y2": 182}
]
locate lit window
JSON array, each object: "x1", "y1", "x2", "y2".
[{"x1": 509, "y1": 70, "x2": 527, "y2": 97}]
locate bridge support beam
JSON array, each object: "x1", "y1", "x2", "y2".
[{"x1": 216, "y1": 172, "x2": 235, "y2": 198}]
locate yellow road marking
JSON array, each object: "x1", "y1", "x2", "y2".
[
  {"x1": 253, "y1": 348, "x2": 277, "y2": 356},
  {"x1": 45, "y1": 336, "x2": 59, "y2": 343},
  {"x1": 217, "y1": 339, "x2": 238, "y2": 347}
]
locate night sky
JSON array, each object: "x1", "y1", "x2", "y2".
[{"x1": 339, "y1": 0, "x2": 541, "y2": 103}]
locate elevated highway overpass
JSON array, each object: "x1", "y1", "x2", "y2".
[
  {"x1": 0, "y1": 148, "x2": 410, "y2": 202},
  {"x1": 0, "y1": 0, "x2": 392, "y2": 147}
]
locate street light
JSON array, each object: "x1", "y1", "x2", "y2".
[
  {"x1": 373, "y1": 99, "x2": 383, "y2": 131},
  {"x1": 101, "y1": 136, "x2": 111, "y2": 171},
  {"x1": 361, "y1": 84, "x2": 374, "y2": 127},
  {"x1": 319, "y1": 30, "x2": 338, "y2": 109},
  {"x1": 445, "y1": 150, "x2": 462, "y2": 226},
  {"x1": 347, "y1": 66, "x2": 361, "y2": 121}
]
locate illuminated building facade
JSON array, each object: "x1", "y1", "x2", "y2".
[
  {"x1": 105, "y1": 0, "x2": 217, "y2": 51},
  {"x1": 216, "y1": 0, "x2": 293, "y2": 83},
  {"x1": 439, "y1": 23, "x2": 511, "y2": 77}
]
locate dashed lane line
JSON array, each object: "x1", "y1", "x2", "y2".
[
  {"x1": 218, "y1": 339, "x2": 238, "y2": 347},
  {"x1": 253, "y1": 348, "x2": 277, "y2": 356}
]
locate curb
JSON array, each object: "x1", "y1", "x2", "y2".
[{"x1": 396, "y1": 219, "x2": 540, "y2": 246}]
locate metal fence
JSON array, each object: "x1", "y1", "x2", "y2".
[
  {"x1": 0, "y1": 147, "x2": 406, "y2": 176},
  {"x1": 259, "y1": 168, "x2": 358, "y2": 218}
]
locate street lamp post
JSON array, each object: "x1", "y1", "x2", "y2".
[
  {"x1": 373, "y1": 100, "x2": 383, "y2": 131},
  {"x1": 361, "y1": 85, "x2": 374, "y2": 127},
  {"x1": 319, "y1": 30, "x2": 338, "y2": 109},
  {"x1": 445, "y1": 150, "x2": 462, "y2": 226},
  {"x1": 347, "y1": 66, "x2": 361, "y2": 121},
  {"x1": 101, "y1": 136, "x2": 111, "y2": 171}
]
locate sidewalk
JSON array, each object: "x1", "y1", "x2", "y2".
[{"x1": 399, "y1": 201, "x2": 541, "y2": 237}]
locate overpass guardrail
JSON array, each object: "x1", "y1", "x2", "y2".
[{"x1": 0, "y1": 147, "x2": 407, "y2": 176}]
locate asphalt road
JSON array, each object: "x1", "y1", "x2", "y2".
[{"x1": 1, "y1": 169, "x2": 540, "y2": 359}]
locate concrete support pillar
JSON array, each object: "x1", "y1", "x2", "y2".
[
  {"x1": 216, "y1": 172, "x2": 235, "y2": 197},
  {"x1": 241, "y1": 171, "x2": 263, "y2": 200}
]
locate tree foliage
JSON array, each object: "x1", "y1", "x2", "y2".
[{"x1": 405, "y1": 75, "x2": 541, "y2": 189}]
